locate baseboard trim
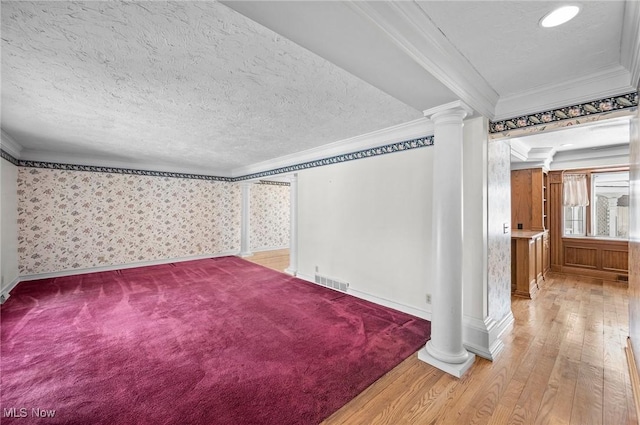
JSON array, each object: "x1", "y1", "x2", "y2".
[
  {"x1": 296, "y1": 273, "x2": 431, "y2": 320},
  {"x1": 626, "y1": 337, "x2": 640, "y2": 424},
  {"x1": 463, "y1": 312, "x2": 514, "y2": 361},
  {"x1": 0, "y1": 276, "x2": 21, "y2": 304},
  {"x1": 251, "y1": 245, "x2": 289, "y2": 253},
  {"x1": 18, "y1": 251, "x2": 240, "y2": 282},
  {"x1": 555, "y1": 266, "x2": 628, "y2": 282}
]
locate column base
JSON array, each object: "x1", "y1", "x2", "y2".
[
  {"x1": 418, "y1": 346, "x2": 475, "y2": 378},
  {"x1": 240, "y1": 251, "x2": 253, "y2": 258},
  {"x1": 284, "y1": 268, "x2": 297, "y2": 276}
]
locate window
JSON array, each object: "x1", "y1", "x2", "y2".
[
  {"x1": 564, "y1": 205, "x2": 586, "y2": 236},
  {"x1": 591, "y1": 171, "x2": 629, "y2": 238},
  {"x1": 562, "y1": 171, "x2": 629, "y2": 239}
]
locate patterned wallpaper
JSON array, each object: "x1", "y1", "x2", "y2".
[
  {"x1": 487, "y1": 138, "x2": 512, "y2": 322},
  {"x1": 250, "y1": 183, "x2": 290, "y2": 250},
  {"x1": 17, "y1": 168, "x2": 241, "y2": 275}
]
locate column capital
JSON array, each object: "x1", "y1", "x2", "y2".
[
  {"x1": 288, "y1": 173, "x2": 298, "y2": 183},
  {"x1": 423, "y1": 100, "x2": 474, "y2": 123},
  {"x1": 239, "y1": 181, "x2": 254, "y2": 188}
]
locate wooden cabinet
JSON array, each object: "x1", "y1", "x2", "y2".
[
  {"x1": 511, "y1": 168, "x2": 550, "y2": 290},
  {"x1": 511, "y1": 230, "x2": 547, "y2": 299},
  {"x1": 511, "y1": 168, "x2": 547, "y2": 232},
  {"x1": 543, "y1": 231, "x2": 550, "y2": 274}
]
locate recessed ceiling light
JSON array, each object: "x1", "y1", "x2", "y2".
[
  {"x1": 540, "y1": 5, "x2": 580, "y2": 28},
  {"x1": 561, "y1": 143, "x2": 574, "y2": 147}
]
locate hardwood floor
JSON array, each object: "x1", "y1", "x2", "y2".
[
  {"x1": 246, "y1": 251, "x2": 637, "y2": 425},
  {"x1": 243, "y1": 248, "x2": 290, "y2": 273}
]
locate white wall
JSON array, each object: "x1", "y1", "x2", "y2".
[
  {"x1": 462, "y1": 117, "x2": 488, "y2": 322},
  {"x1": 296, "y1": 117, "x2": 512, "y2": 359},
  {"x1": 1, "y1": 158, "x2": 19, "y2": 297},
  {"x1": 298, "y1": 147, "x2": 433, "y2": 317}
]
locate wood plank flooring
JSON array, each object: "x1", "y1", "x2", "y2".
[
  {"x1": 243, "y1": 248, "x2": 290, "y2": 273},
  {"x1": 246, "y1": 251, "x2": 637, "y2": 425}
]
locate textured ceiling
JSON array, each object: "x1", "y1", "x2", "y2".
[
  {"x1": 2, "y1": 1, "x2": 636, "y2": 176},
  {"x1": 1, "y1": 1, "x2": 421, "y2": 175},
  {"x1": 417, "y1": 1, "x2": 625, "y2": 97}
]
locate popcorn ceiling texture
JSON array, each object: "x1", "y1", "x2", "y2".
[
  {"x1": 1, "y1": 1, "x2": 419, "y2": 173},
  {"x1": 17, "y1": 168, "x2": 242, "y2": 275}
]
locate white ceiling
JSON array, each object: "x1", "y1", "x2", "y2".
[
  {"x1": 416, "y1": 1, "x2": 625, "y2": 98},
  {"x1": 509, "y1": 116, "x2": 631, "y2": 170},
  {"x1": 1, "y1": 1, "x2": 638, "y2": 177}
]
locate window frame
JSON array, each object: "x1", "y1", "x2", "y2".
[{"x1": 561, "y1": 168, "x2": 629, "y2": 240}]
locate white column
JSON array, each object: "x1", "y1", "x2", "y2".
[
  {"x1": 285, "y1": 173, "x2": 298, "y2": 276},
  {"x1": 240, "y1": 182, "x2": 252, "y2": 257},
  {"x1": 418, "y1": 100, "x2": 476, "y2": 378}
]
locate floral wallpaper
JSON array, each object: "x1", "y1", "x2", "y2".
[
  {"x1": 487, "y1": 138, "x2": 512, "y2": 322},
  {"x1": 250, "y1": 182, "x2": 290, "y2": 250},
  {"x1": 17, "y1": 168, "x2": 241, "y2": 275}
]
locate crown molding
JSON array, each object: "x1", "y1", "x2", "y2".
[
  {"x1": 230, "y1": 117, "x2": 433, "y2": 178},
  {"x1": 0, "y1": 130, "x2": 23, "y2": 159},
  {"x1": 509, "y1": 139, "x2": 530, "y2": 162},
  {"x1": 346, "y1": 1, "x2": 497, "y2": 119},
  {"x1": 494, "y1": 66, "x2": 635, "y2": 121},
  {"x1": 549, "y1": 144, "x2": 630, "y2": 171},
  {"x1": 621, "y1": 0, "x2": 640, "y2": 87}
]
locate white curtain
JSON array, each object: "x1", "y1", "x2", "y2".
[{"x1": 563, "y1": 174, "x2": 589, "y2": 207}]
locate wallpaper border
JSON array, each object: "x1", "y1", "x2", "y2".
[
  {"x1": 2, "y1": 90, "x2": 637, "y2": 180},
  {"x1": 0, "y1": 134, "x2": 435, "y2": 182},
  {"x1": 234, "y1": 135, "x2": 435, "y2": 181},
  {"x1": 0, "y1": 155, "x2": 234, "y2": 182},
  {"x1": 1, "y1": 149, "x2": 20, "y2": 166},
  {"x1": 257, "y1": 180, "x2": 291, "y2": 187},
  {"x1": 490, "y1": 91, "x2": 638, "y2": 134}
]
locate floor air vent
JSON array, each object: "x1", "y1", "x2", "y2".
[{"x1": 314, "y1": 274, "x2": 349, "y2": 292}]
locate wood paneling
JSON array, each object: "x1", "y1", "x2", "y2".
[
  {"x1": 511, "y1": 230, "x2": 546, "y2": 299},
  {"x1": 511, "y1": 169, "x2": 533, "y2": 230},
  {"x1": 561, "y1": 238, "x2": 628, "y2": 280},
  {"x1": 565, "y1": 246, "x2": 598, "y2": 268},
  {"x1": 531, "y1": 168, "x2": 545, "y2": 231},
  {"x1": 602, "y1": 249, "x2": 629, "y2": 272},
  {"x1": 548, "y1": 171, "x2": 564, "y2": 270}
]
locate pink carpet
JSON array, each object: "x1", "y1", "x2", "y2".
[{"x1": 1, "y1": 256, "x2": 430, "y2": 424}]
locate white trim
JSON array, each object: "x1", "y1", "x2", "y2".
[
  {"x1": 423, "y1": 100, "x2": 473, "y2": 119},
  {"x1": 0, "y1": 276, "x2": 21, "y2": 304},
  {"x1": 230, "y1": 118, "x2": 433, "y2": 178},
  {"x1": 509, "y1": 139, "x2": 532, "y2": 162},
  {"x1": 494, "y1": 65, "x2": 634, "y2": 121},
  {"x1": 346, "y1": 1, "x2": 497, "y2": 119},
  {"x1": 621, "y1": 0, "x2": 640, "y2": 88},
  {"x1": 296, "y1": 272, "x2": 431, "y2": 320},
  {"x1": 17, "y1": 251, "x2": 239, "y2": 282},
  {"x1": 418, "y1": 347, "x2": 476, "y2": 378},
  {"x1": 549, "y1": 144, "x2": 630, "y2": 170},
  {"x1": 0, "y1": 130, "x2": 23, "y2": 158},
  {"x1": 250, "y1": 245, "x2": 289, "y2": 253},
  {"x1": 462, "y1": 313, "x2": 514, "y2": 360}
]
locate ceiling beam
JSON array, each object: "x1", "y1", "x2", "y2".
[{"x1": 346, "y1": 1, "x2": 498, "y2": 118}]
